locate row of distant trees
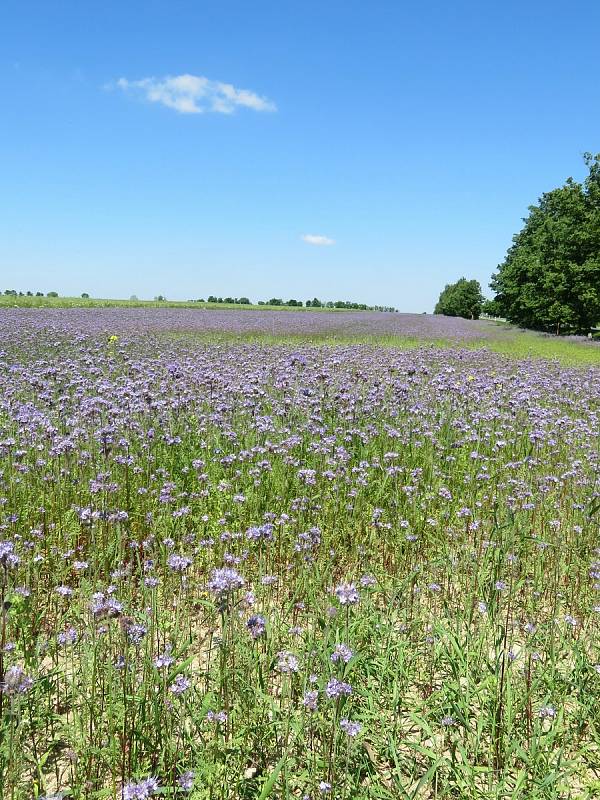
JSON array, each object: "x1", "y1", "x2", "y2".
[
  {"x1": 435, "y1": 154, "x2": 600, "y2": 333},
  {"x1": 4, "y1": 289, "x2": 61, "y2": 297},
  {"x1": 3, "y1": 290, "x2": 90, "y2": 298},
  {"x1": 198, "y1": 296, "x2": 397, "y2": 311},
  {"x1": 203, "y1": 295, "x2": 251, "y2": 304}
]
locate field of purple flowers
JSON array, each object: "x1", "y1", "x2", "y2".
[
  {"x1": 1, "y1": 311, "x2": 599, "y2": 799},
  {"x1": 0, "y1": 307, "x2": 507, "y2": 340}
]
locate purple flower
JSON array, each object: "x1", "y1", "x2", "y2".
[
  {"x1": 325, "y1": 678, "x2": 352, "y2": 699},
  {"x1": 177, "y1": 771, "x2": 195, "y2": 792},
  {"x1": 331, "y1": 643, "x2": 353, "y2": 664},
  {"x1": 303, "y1": 689, "x2": 319, "y2": 711},
  {"x1": 340, "y1": 718, "x2": 362, "y2": 737},
  {"x1": 123, "y1": 621, "x2": 147, "y2": 646},
  {"x1": 206, "y1": 709, "x2": 227, "y2": 723},
  {"x1": 276, "y1": 650, "x2": 299, "y2": 673},
  {"x1": 334, "y1": 582, "x2": 360, "y2": 606},
  {"x1": 90, "y1": 592, "x2": 123, "y2": 618},
  {"x1": 0, "y1": 665, "x2": 33, "y2": 696},
  {"x1": 207, "y1": 567, "x2": 245, "y2": 596},
  {"x1": 0, "y1": 541, "x2": 20, "y2": 568},
  {"x1": 154, "y1": 646, "x2": 175, "y2": 669},
  {"x1": 167, "y1": 553, "x2": 193, "y2": 572},
  {"x1": 441, "y1": 715, "x2": 457, "y2": 727},
  {"x1": 246, "y1": 614, "x2": 267, "y2": 639},
  {"x1": 538, "y1": 705, "x2": 556, "y2": 720},
  {"x1": 121, "y1": 777, "x2": 159, "y2": 799},
  {"x1": 57, "y1": 627, "x2": 78, "y2": 646},
  {"x1": 169, "y1": 674, "x2": 191, "y2": 696}
]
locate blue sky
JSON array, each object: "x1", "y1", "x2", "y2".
[{"x1": 1, "y1": 0, "x2": 599, "y2": 311}]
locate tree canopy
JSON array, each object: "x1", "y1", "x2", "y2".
[
  {"x1": 434, "y1": 277, "x2": 484, "y2": 319},
  {"x1": 490, "y1": 154, "x2": 600, "y2": 334}
]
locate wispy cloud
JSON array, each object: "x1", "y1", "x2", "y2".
[
  {"x1": 111, "y1": 74, "x2": 276, "y2": 115},
  {"x1": 302, "y1": 234, "x2": 335, "y2": 246}
]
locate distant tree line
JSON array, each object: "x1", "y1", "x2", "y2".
[
  {"x1": 200, "y1": 296, "x2": 252, "y2": 304},
  {"x1": 3, "y1": 289, "x2": 65, "y2": 297},
  {"x1": 196, "y1": 296, "x2": 397, "y2": 311}
]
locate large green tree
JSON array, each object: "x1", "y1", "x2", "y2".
[
  {"x1": 434, "y1": 277, "x2": 484, "y2": 319},
  {"x1": 490, "y1": 154, "x2": 600, "y2": 334}
]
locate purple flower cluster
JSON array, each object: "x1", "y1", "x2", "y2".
[
  {"x1": 169, "y1": 674, "x2": 191, "y2": 695},
  {"x1": 166, "y1": 553, "x2": 193, "y2": 572},
  {"x1": 247, "y1": 614, "x2": 267, "y2": 639},
  {"x1": 334, "y1": 583, "x2": 360, "y2": 606},
  {"x1": 331, "y1": 643, "x2": 353, "y2": 664},
  {"x1": 121, "y1": 777, "x2": 159, "y2": 799},
  {"x1": 206, "y1": 710, "x2": 228, "y2": 724},
  {"x1": 207, "y1": 567, "x2": 245, "y2": 596},
  {"x1": 90, "y1": 592, "x2": 123, "y2": 619},
  {"x1": 0, "y1": 665, "x2": 33, "y2": 696},
  {"x1": 0, "y1": 540, "x2": 20, "y2": 568},
  {"x1": 276, "y1": 650, "x2": 300, "y2": 673},
  {"x1": 340, "y1": 718, "x2": 362, "y2": 737},
  {"x1": 325, "y1": 678, "x2": 352, "y2": 699}
]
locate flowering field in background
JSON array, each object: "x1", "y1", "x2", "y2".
[
  {"x1": 0, "y1": 311, "x2": 599, "y2": 799},
  {"x1": 0, "y1": 307, "x2": 507, "y2": 340}
]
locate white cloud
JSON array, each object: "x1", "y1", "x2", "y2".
[
  {"x1": 302, "y1": 234, "x2": 335, "y2": 246},
  {"x1": 112, "y1": 74, "x2": 276, "y2": 114}
]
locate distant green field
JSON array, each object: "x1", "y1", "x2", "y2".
[{"x1": 0, "y1": 295, "x2": 355, "y2": 311}]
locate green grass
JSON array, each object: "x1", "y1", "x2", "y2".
[
  {"x1": 165, "y1": 330, "x2": 600, "y2": 367},
  {"x1": 479, "y1": 333, "x2": 600, "y2": 366}
]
